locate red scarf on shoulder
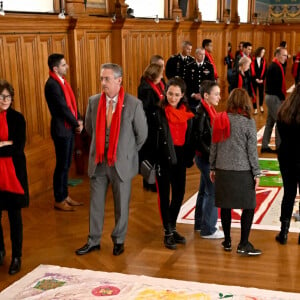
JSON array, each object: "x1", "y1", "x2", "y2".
[
  {"x1": 201, "y1": 99, "x2": 217, "y2": 126},
  {"x1": 212, "y1": 112, "x2": 230, "y2": 143},
  {"x1": 165, "y1": 104, "x2": 194, "y2": 146},
  {"x1": 292, "y1": 53, "x2": 300, "y2": 78},
  {"x1": 205, "y1": 50, "x2": 218, "y2": 79},
  {"x1": 95, "y1": 87, "x2": 125, "y2": 166},
  {"x1": 49, "y1": 71, "x2": 78, "y2": 128},
  {"x1": 272, "y1": 58, "x2": 286, "y2": 98},
  {"x1": 145, "y1": 78, "x2": 165, "y2": 101},
  {"x1": 0, "y1": 111, "x2": 24, "y2": 194}
]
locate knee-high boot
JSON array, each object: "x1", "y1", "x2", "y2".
[{"x1": 275, "y1": 219, "x2": 290, "y2": 245}]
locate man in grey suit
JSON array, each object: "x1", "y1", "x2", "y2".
[{"x1": 75, "y1": 63, "x2": 147, "y2": 256}]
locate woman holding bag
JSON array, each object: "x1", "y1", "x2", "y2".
[{"x1": 147, "y1": 77, "x2": 194, "y2": 250}]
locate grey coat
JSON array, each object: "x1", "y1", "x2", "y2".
[
  {"x1": 209, "y1": 113, "x2": 260, "y2": 177},
  {"x1": 85, "y1": 92, "x2": 148, "y2": 181}
]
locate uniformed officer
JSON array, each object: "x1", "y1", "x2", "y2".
[
  {"x1": 165, "y1": 41, "x2": 194, "y2": 81},
  {"x1": 186, "y1": 48, "x2": 215, "y2": 112}
]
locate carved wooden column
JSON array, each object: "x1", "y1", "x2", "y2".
[
  {"x1": 65, "y1": 0, "x2": 86, "y2": 16},
  {"x1": 115, "y1": 0, "x2": 128, "y2": 19},
  {"x1": 230, "y1": 0, "x2": 240, "y2": 23},
  {"x1": 172, "y1": 0, "x2": 183, "y2": 21}
]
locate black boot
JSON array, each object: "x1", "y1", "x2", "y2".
[
  {"x1": 9, "y1": 257, "x2": 21, "y2": 275},
  {"x1": 0, "y1": 250, "x2": 5, "y2": 265},
  {"x1": 275, "y1": 220, "x2": 290, "y2": 245}
]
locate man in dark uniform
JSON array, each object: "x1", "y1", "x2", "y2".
[
  {"x1": 165, "y1": 41, "x2": 194, "y2": 81},
  {"x1": 186, "y1": 48, "x2": 215, "y2": 112}
]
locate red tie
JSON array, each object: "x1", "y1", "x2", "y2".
[{"x1": 106, "y1": 100, "x2": 113, "y2": 128}]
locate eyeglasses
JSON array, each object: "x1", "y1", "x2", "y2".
[{"x1": 0, "y1": 94, "x2": 12, "y2": 101}]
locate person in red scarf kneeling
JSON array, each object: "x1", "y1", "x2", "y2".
[
  {"x1": 146, "y1": 77, "x2": 194, "y2": 250},
  {"x1": 75, "y1": 63, "x2": 147, "y2": 256},
  {"x1": 44, "y1": 54, "x2": 84, "y2": 211},
  {"x1": 0, "y1": 79, "x2": 29, "y2": 275}
]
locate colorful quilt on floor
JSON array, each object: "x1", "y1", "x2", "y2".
[
  {"x1": 0, "y1": 265, "x2": 299, "y2": 299},
  {"x1": 178, "y1": 158, "x2": 300, "y2": 232}
]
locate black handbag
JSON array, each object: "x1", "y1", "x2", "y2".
[{"x1": 140, "y1": 160, "x2": 156, "y2": 185}]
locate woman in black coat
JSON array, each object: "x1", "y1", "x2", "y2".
[
  {"x1": 138, "y1": 63, "x2": 165, "y2": 192},
  {"x1": 146, "y1": 77, "x2": 194, "y2": 250},
  {"x1": 0, "y1": 79, "x2": 29, "y2": 275},
  {"x1": 276, "y1": 83, "x2": 300, "y2": 245}
]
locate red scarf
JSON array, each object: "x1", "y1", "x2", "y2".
[
  {"x1": 238, "y1": 73, "x2": 256, "y2": 103},
  {"x1": 165, "y1": 104, "x2": 194, "y2": 146},
  {"x1": 205, "y1": 50, "x2": 218, "y2": 79},
  {"x1": 49, "y1": 70, "x2": 78, "y2": 128},
  {"x1": 201, "y1": 99, "x2": 217, "y2": 126},
  {"x1": 251, "y1": 57, "x2": 266, "y2": 79},
  {"x1": 292, "y1": 52, "x2": 300, "y2": 78},
  {"x1": 0, "y1": 111, "x2": 24, "y2": 194},
  {"x1": 272, "y1": 58, "x2": 286, "y2": 98},
  {"x1": 145, "y1": 78, "x2": 165, "y2": 101},
  {"x1": 212, "y1": 112, "x2": 230, "y2": 143},
  {"x1": 95, "y1": 87, "x2": 125, "y2": 166}
]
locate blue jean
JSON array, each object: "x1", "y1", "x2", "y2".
[
  {"x1": 52, "y1": 134, "x2": 74, "y2": 202},
  {"x1": 194, "y1": 155, "x2": 218, "y2": 235}
]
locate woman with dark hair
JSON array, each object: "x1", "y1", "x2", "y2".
[
  {"x1": 138, "y1": 63, "x2": 165, "y2": 192},
  {"x1": 193, "y1": 80, "x2": 224, "y2": 239},
  {"x1": 0, "y1": 79, "x2": 29, "y2": 274},
  {"x1": 252, "y1": 47, "x2": 266, "y2": 113},
  {"x1": 276, "y1": 83, "x2": 300, "y2": 245},
  {"x1": 210, "y1": 88, "x2": 262, "y2": 256},
  {"x1": 147, "y1": 77, "x2": 194, "y2": 250}
]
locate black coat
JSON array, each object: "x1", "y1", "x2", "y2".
[
  {"x1": 192, "y1": 102, "x2": 212, "y2": 162},
  {"x1": 44, "y1": 77, "x2": 81, "y2": 138},
  {"x1": 0, "y1": 108, "x2": 29, "y2": 210},
  {"x1": 146, "y1": 106, "x2": 194, "y2": 169},
  {"x1": 165, "y1": 54, "x2": 194, "y2": 80}
]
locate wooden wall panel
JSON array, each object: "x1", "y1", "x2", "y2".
[{"x1": 1, "y1": 14, "x2": 300, "y2": 197}]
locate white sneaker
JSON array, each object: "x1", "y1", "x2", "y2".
[
  {"x1": 201, "y1": 229, "x2": 225, "y2": 239},
  {"x1": 253, "y1": 109, "x2": 258, "y2": 115}
]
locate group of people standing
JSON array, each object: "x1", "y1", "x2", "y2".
[{"x1": 1, "y1": 39, "x2": 300, "y2": 275}]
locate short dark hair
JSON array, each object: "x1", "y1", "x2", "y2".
[
  {"x1": 202, "y1": 39, "x2": 212, "y2": 48},
  {"x1": 243, "y1": 42, "x2": 252, "y2": 49},
  {"x1": 48, "y1": 53, "x2": 65, "y2": 71},
  {"x1": 0, "y1": 79, "x2": 14, "y2": 101},
  {"x1": 200, "y1": 80, "x2": 219, "y2": 98}
]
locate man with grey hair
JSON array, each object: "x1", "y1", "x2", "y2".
[
  {"x1": 186, "y1": 47, "x2": 215, "y2": 112},
  {"x1": 76, "y1": 63, "x2": 147, "y2": 256},
  {"x1": 165, "y1": 40, "x2": 194, "y2": 80}
]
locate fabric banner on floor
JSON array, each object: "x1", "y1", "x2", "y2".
[
  {"x1": 0, "y1": 264, "x2": 299, "y2": 299},
  {"x1": 178, "y1": 158, "x2": 300, "y2": 232}
]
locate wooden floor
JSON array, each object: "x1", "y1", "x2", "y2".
[{"x1": 0, "y1": 101, "x2": 299, "y2": 295}]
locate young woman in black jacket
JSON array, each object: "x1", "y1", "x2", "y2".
[{"x1": 146, "y1": 77, "x2": 194, "y2": 250}]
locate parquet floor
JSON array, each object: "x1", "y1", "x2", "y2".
[{"x1": 0, "y1": 99, "x2": 299, "y2": 295}]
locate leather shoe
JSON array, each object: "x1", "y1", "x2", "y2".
[
  {"x1": 9, "y1": 257, "x2": 21, "y2": 275},
  {"x1": 0, "y1": 250, "x2": 5, "y2": 265},
  {"x1": 65, "y1": 196, "x2": 83, "y2": 206},
  {"x1": 261, "y1": 147, "x2": 277, "y2": 154},
  {"x1": 54, "y1": 200, "x2": 75, "y2": 211},
  {"x1": 113, "y1": 243, "x2": 124, "y2": 256},
  {"x1": 75, "y1": 243, "x2": 100, "y2": 255}
]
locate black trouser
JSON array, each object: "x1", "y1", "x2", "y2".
[
  {"x1": 156, "y1": 149, "x2": 186, "y2": 233},
  {"x1": 221, "y1": 208, "x2": 254, "y2": 245},
  {"x1": 0, "y1": 209, "x2": 23, "y2": 257},
  {"x1": 252, "y1": 81, "x2": 264, "y2": 109},
  {"x1": 278, "y1": 161, "x2": 300, "y2": 222}
]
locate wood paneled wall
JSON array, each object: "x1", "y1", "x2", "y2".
[{"x1": 0, "y1": 14, "x2": 299, "y2": 197}]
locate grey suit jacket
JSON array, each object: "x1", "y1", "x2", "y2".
[{"x1": 85, "y1": 92, "x2": 148, "y2": 181}]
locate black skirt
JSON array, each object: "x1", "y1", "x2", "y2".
[{"x1": 215, "y1": 169, "x2": 256, "y2": 209}]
